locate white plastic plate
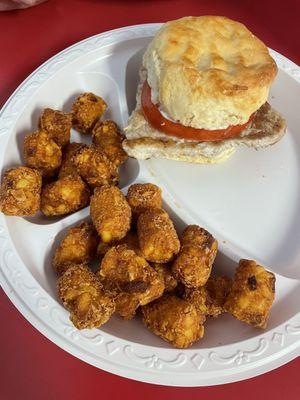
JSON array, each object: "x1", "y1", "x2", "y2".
[{"x1": 0, "y1": 24, "x2": 299, "y2": 387}]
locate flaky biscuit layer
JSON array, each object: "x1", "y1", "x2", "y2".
[{"x1": 143, "y1": 16, "x2": 277, "y2": 130}]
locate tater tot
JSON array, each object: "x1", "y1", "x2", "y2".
[
  {"x1": 0, "y1": 166, "x2": 42, "y2": 216},
  {"x1": 98, "y1": 245, "x2": 164, "y2": 319},
  {"x1": 172, "y1": 225, "x2": 218, "y2": 288},
  {"x1": 53, "y1": 221, "x2": 98, "y2": 275},
  {"x1": 58, "y1": 264, "x2": 115, "y2": 329},
  {"x1": 205, "y1": 276, "x2": 232, "y2": 315},
  {"x1": 24, "y1": 130, "x2": 62, "y2": 178},
  {"x1": 39, "y1": 108, "x2": 72, "y2": 148},
  {"x1": 96, "y1": 241, "x2": 112, "y2": 260},
  {"x1": 72, "y1": 92, "x2": 107, "y2": 134},
  {"x1": 73, "y1": 145, "x2": 118, "y2": 188},
  {"x1": 142, "y1": 295, "x2": 205, "y2": 348},
  {"x1": 224, "y1": 260, "x2": 275, "y2": 328},
  {"x1": 92, "y1": 120, "x2": 127, "y2": 166},
  {"x1": 113, "y1": 293, "x2": 140, "y2": 320},
  {"x1": 90, "y1": 185, "x2": 131, "y2": 243},
  {"x1": 119, "y1": 231, "x2": 143, "y2": 256},
  {"x1": 127, "y1": 183, "x2": 162, "y2": 217},
  {"x1": 184, "y1": 276, "x2": 232, "y2": 318},
  {"x1": 96, "y1": 231, "x2": 141, "y2": 261},
  {"x1": 152, "y1": 263, "x2": 178, "y2": 293},
  {"x1": 137, "y1": 208, "x2": 180, "y2": 263},
  {"x1": 183, "y1": 286, "x2": 208, "y2": 315},
  {"x1": 58, "y1": 142, "x2": 86, "y2": 179},
  {"x1": 41, "y1": 176, "x2": 90, "y2": 216}
]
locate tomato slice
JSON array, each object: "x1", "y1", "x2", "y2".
[{"x1": 141, "y1": 81, "x2": 252, "y2": 142}]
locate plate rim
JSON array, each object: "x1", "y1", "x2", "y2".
[{"x1": 0, "y1": 23, "x2": 299, "y2": 387}]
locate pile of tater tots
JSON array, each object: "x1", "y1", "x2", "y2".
[
  {"x1": 0, "y1": 92, "x2": 276, "y2": 348},
  {"x1": 0, "y1": 92, "x2": 126, "y2": 217}
]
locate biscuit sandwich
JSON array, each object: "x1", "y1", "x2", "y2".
[{"x1": 123, "y1": 16, "x2": 286, "y2": 164}]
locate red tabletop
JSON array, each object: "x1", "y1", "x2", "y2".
[{"x1": 1, "y1": 1, "x2": 300, "y2": 398}]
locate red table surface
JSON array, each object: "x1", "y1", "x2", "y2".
[{"x1": 0, "y1": 1, "x2": 300, "y2": 399}]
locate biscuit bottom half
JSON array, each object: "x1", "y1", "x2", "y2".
[{"x1": 123, "y1": 103, "x2": 286, "y2": 165}]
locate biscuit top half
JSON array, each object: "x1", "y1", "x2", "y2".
[{"x1": 143, "y1": 16, "x2": 277, "y2": 130}]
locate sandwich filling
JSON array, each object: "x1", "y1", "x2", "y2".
[{"x1": 141, "y1": 80, "x2": 254, "y2": 142}]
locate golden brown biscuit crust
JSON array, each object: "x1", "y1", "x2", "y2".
[{"x1": 144, "y1": 16, "x2": 277, "y2": 129}]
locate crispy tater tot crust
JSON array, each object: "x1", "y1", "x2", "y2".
[
  {"x1": 206, "y1": 276, "x2": 232, "y2": 313},
  {"x1": 39, "y1": 108, "x2": 72, "y2": 148},
  {"x1": 73, "y1": 145, "x2": 118, "y2": 188},
  {"x1": 119, "y1": 231, "x2": 143, "y2": 256},
  {"x1": 99, "y1": 245, "x2": 164, "y2": 319},
  {"x1": 96, "y1": 231, "x2": 142, "y2": 261},
  {"x1": 58, "y1": 264, "x2": 115, "y2": 329},
  {"x1": 142, "y1": 295, "x2": 205, "y2": 348},
  {"x1": 137, "y1": 208, "x2": 180, "y2": 263},
  {"x1": 224, "y1": 259, "x2": 275, "y2": 328},
  {"x1": 72, "y1": 93, "x2": 107, "y2": 134},
  {"x1": 96, "y1": 241, "x2": 112, "y2": 260},
  {"x1": 184, "y1": 276, "x2": 232, "y2": 317},
  {"x1": 53, "y1": 221, "x2": 98, "y2": 275},
  {"x1": 41, "y1": 176, "x2": 90, "y2": 216},
  {"x1": 58, "y1": 142, "x2": 86, "y2": 179},
  {"x1": 99, "y1": 245, "x2": 153, "y2": 293},
  {"x1": 172, "y1": 225, "x2": 218, "y2": 288},
  {"x1": 92, "y1": 120, "x2": 127, "y2": 166},
  {"x1": 24, "y1": 130, "x2": 62, "y2": 178},
  {"x1": 114, "y1": 293, "x2": 140, "y2": 320},
  {"x1": 127, "y1": 183, "x2": 162, "y2": 217},
  {"x1": 151, "y1": 263, "x2": 178, "y2": 293},
  {"x1": 183, "y1": 286, "x2": 207, "y2": 315},
  {"x1": 0, "y1": 166, "x2": 42, "y2": 216},
  {"x1": 90, "y1": 185, "x2": 131, "y2": 243}
]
